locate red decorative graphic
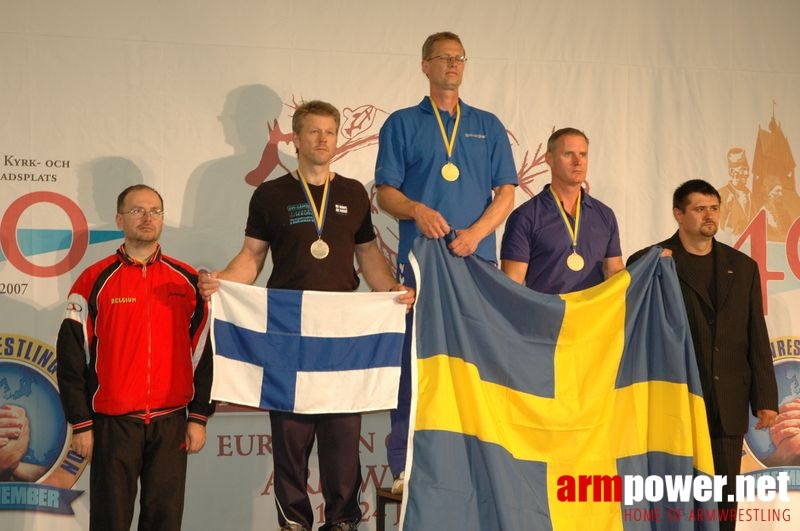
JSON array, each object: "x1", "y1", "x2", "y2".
[
  {"x1": 243, "y1": 98, "x2": 388, "y2": 187},
  {"x1": 0, "y1": 192, "x2": 89, "y2": 278},
  {"x1": 509, "y1": 128, "x2": 551, "y2": 198},
  {"x1": 332, "y1": 105, "x2": 387, "y2": 163}
]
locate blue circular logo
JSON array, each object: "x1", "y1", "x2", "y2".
[
  {"x1": 0, "y1": 359, "x2": 67, "y2": 478},
  {"x1": 744, "y1": 357, "x2": 800, "y2": 466}
]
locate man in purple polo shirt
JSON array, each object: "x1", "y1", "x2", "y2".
[{"x1": 501, "y1": 127, "x2": 623, "y2": 293}]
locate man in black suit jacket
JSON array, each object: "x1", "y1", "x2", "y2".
[{"x1": 628, "y1": 179, "x2": 778, "y2": 530}]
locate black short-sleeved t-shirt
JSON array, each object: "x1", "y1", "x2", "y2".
[{"x1": 245, "y1": 172, "x2": 375, "y2": 291}]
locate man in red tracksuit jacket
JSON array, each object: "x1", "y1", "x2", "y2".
[{"x1": 56, "y1": 184, "x2": 215, "y2": 531}]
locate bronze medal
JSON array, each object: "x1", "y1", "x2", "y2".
[
  {"x1": 567, "y1": 251, "x2": 585, "y2": 272},
  {"x1": 549, "y1": 187, "x2": 585, "y2": 274}
]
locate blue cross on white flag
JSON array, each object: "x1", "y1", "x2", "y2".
[{"x1": 210, "y1": 279, "x2": 406, "y2": 414}]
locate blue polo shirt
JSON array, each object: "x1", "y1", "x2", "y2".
[
  {"x1": 375, "y1": 97, "x2": 518, "y2": 264},
  {"x1": 500, "y1": 184, "x2": 622, "y2": 293}
]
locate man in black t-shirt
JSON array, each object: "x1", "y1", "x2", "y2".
[{"x1": 199, "y1": 100, "x2": 414, "y2": 531}]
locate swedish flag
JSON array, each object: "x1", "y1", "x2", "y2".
[{"x1": 402, "y1": 238, "x2": 717, "y2": 530}]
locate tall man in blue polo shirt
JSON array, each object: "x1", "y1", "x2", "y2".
[
  {"x1": 501, "y1": 127, "x2": 624, "y2": 293},
  {"x1": 375, "y1": 31, "x2": 518, "y2": 493}
]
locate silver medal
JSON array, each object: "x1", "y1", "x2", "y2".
[{"x1": 310, "y1": 239, "x2": 330, "y2": 260}]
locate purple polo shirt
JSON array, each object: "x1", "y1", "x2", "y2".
[{"x1": 500, "y1": 184, "x2": 622, "y2": 294}]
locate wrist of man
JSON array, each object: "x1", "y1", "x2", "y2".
[{"x1": 409, "y1": 201, "x2": 422, "y2": 220}]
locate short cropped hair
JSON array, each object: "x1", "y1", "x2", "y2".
[
  {"x1": 291, "y1": 100, "x2": 341, "y2": 134},
  {"x1": 117, "y1": 184, "x2": 163, "y2": 213},
  {"x1": 547, "y1": 128, "x2": 589, "y2": 153},
  {"x1": 422, "y1": 31, "x2": 464, "y2": 60},
  {"x1": 672, "y1": 179, "x2": 721, "y2": 211}
]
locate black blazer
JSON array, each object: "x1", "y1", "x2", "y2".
[{"x1": 628, "y1": 232, "x2": 777, "y2": 436}]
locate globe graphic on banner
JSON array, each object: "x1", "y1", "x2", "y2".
[
  {"x1": 0, "y1": 360, "x2": 68, "y2": 473},
  {"x1": 744, "y1": 358, "x2": 800, "y2": 464}
]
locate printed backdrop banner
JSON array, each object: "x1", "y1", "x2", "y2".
[{"x1": 1, "y1": 1, "x2": 799, "y2": 530}]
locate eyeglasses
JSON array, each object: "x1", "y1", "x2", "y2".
[
  {"x1": 426, "y1": 54, "x2": 468, "y2": 65},
  {"x1": 120, "y1": 207, "x2": 165, "y2": 218}
]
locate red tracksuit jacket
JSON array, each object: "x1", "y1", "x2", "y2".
[{"x1": 56, "y1": 244, "x2": 214, "y2": 432}]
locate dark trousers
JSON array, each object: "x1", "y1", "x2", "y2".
[
  {"x1": 90, "y1": 413, "x2": 188, "y2": 531},
  {"x1": 270, "y1": 411, "x2": 362, "y2": 530},
  {"x1": 710, "y1": 434, "x2": 744, "y2": 531},
  {"x1": 387, "y1": 265, "x2": 416, "y2": 476}
]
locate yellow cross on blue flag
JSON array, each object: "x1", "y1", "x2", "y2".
[{"x1": 402, "y1": 238, "x2": 717, "y2": 530}]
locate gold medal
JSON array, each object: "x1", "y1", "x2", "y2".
[
  {"x1": 310, "y1": 239, "x2": 330, "y2": 260},
  {"x1": 441, "y1": 162, "x2": 460, "y2": 182},
  {"x1": 567, "y1": 251, "x2": 584, "y2": 272}
]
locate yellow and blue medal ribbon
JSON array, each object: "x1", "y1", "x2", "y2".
[
  {"x1": 297, "y1": 169, "x2": 331, "y2": 259},
  {"x1": 549, "y1": 186, "x2": 585, "y2": 271},
  {"x1": 430, "y1": 96, "x2": 461, "y2": 181}
]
